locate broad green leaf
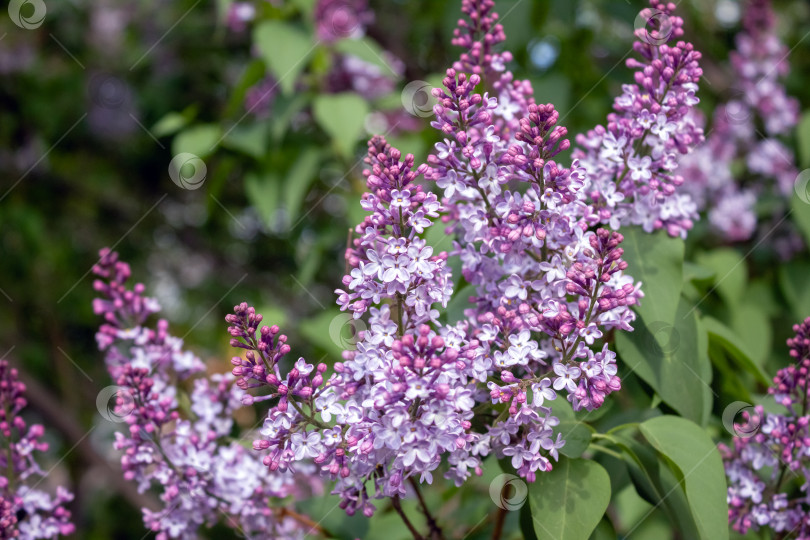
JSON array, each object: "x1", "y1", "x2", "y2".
[
  {"x1": 639, "y1": 416, "x2": 729, "y2": 540},
  {"x1": 290, "y1": 0, "x2": 317, "y2": 15},
  {"x1": 224, "y1": 59, "x2": 266, "y2": 118},
  {"x1": 172, "y1": 124, "x2": 222, "y2": 158},
  {"x1": 549, "y1": 399, "x2": 593, "y2": 459},
  {"x1": 253, "y1": 21, "x2": 314, "y2": 94},
  {"x1": 791, "y1": 192, "x2": 810, "y2": 248},
  {"x1": 222, "y1": 122, "x2": 269, "y2": 159},
  {"x1": 445, "y1": 284, "x2": 474, "y2": 325},
  {"x1": 588, "y1": 518, "x2": 616, "y2": 540},
  {"x1": 245, "y1": 171, "x2": 280, "y2": 229},
  {"x1": 615, "y1": 297, "x2": 712, "y2": 425},
  {"x1": 520, "y1": 503, "x2": 540, "y2": 540},
  {"x1": 620, "y1": 227, "x2": 684, "y2": 328},
  {"x1": 313, "y1": 93, "x2": 369, "y2": 159},
  {"x1": 702, "y1": 316, "x2": 769, "y2": 384},
  {"x1": 797, "y1": 110, "x2": 810, "y2": 168},
  {"x1": 729, "y1": 303, "x2": 772, "y2": 367},
  {"x1": 612, "y1": 434, "x2": 700, "y2": 538},
  {"x1": 778, "y1": 261, "x2": 810, "y2": 322},
  {"x1": 283, "y1": 147, "x2": 322, "y2": 224},
  {"x1": 152, "y1": 110, "x2": 193, "y2": 138},
  {"x1": 695, "y1": 249, "x2": 747, "y2": 308},
  {"x1": 299, "y1": 308, "x2": 353, "y2": 359},
  {"x1": 683, "y1": 261, "x2": 715, "y2": 283},
  {"x1": 528, "y1": 457, "x2": 610, "y2": 540}
]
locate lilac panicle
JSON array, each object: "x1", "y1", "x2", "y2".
[
  {"x1": 573, "y1": 1, "x2": 704, "y2": 239},
  {"x1": 228, "y1": 0, "x2": 697, "y2": 515},
  {"x1": 92, "y1": 249, "x2": 314, "y2": 539},
  {"x1": 720, "y1": 317, "x2": 810, "y2": 538},
  {"x1": 0, "y1": 360, "x2": 75, "y2": 539}
]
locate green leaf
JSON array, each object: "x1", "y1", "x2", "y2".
[
  {"x1": 797, "y1": 110, "x2": 810, "y2": 168},
  {"x1": 224, "y1": 59, "x2": 266, "y2": 118},
  {"x1": 299, "y1": 308, "x2": 351, "y2": 359},
  {"x1": 620, "y1": 227, "x2": 684, "y2": 328},
  {"x1": 639, "y1": 416, "x2": 729, "y2": 540},
  {"x1": 549, "y1": 399, "x2": 593, "y2": 459},
  {"x1": 791, "y1": 191, "x2": 810, "y2": 249},
  {"x1": 683, "y1": 262, "x2": 715, "y2": 284},
  {"x1": 245, "y1": 171, "x2": 280, "y2": 230},
  {"x1": 612, "y1": 434, "x2": 700, "y2": 538},
  {"x1": 615, "y1": 297, "x2": 712, "y2": 425},
  {"x1": 172, "y1": 124, "x2": 222, "y2": 158},
  {"x1": 729, "y1": 303, "x2": 772, "y2": 367},
  {"x1": 222, "y1": 122, "x2": 269, "y2": 159},
  {"x1": 152, "y1": 109, "x2": 195, "y2": 138},
  {"x1": 445, "y1": 284, "x2": 474, "y2": 325},
  {"x1": 702, "y1": 316, "x2": 769, "y2": 385},
  {"x1": 588, "y1": 518, "x2": 616, "y2": 540},
  {"x1": 283, "y1": 147, "x2": 322, "y2": 224},
  {"x1": 778, "y1": 261, "x2": 810, "y2": 322},
  {"x1": 313, "y1": 93, "x2": 369, "y2": 159},
  {"x1": 253, "y1": 21, "x2": 314, "y2": 94},
  {"x1": 695, "y1": 249, "x2": 747, "y2": 308},
  {"x1": 528, "y1": 457, "x2": 611, "y2": 540}
]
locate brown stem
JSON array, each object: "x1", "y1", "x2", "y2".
[
  {"x1": 409, "y1": 477, "x2": 445, "y2": 539},
  {"x1": 392, "y1": 495, "x2": 425, "y2": 540},
  {"x1": 491, "y1": 506, "x2": 507, "y2": 540},
  {"x1": 277, "y1": 507, "x2": 333, "y2": 537}
]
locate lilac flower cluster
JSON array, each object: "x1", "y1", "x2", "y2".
[
  {"x1": 92, "y1": 249, "x2": 316, "y2": 539},
  {"x1": 720, "y1": 317, "x2": 810, "y2": 537},
  {"x1": 425, "y1": 0, "x2": 643, "y2": 478},
  {"x1": 228, "y1": 0, "x2": 704, "y2": 519},
  {"x1": 678, "y1": 0, "x2": 800, "y2": 245},
  {"x1": 573, "y1": 2, "x2": 704, "y2": 238},
  {"x1": 0, "y1": 360, "x2": 75, "y2": 539},
  {"x1": 229, "y1": 136, "x2": 467, "y2": 518}
]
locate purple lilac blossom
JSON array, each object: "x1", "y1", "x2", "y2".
[
  {"x1": 227, "y1": 0, "x2": 704, "y2": 517},
  {"x1": 0, "y1": 360, "x2": 75, "y2": 539},
  {"x1": 426, "y1": 0, "x2": 642, "y2": 478},
  {"x1": 573, "y1": 1, "x2": 704, "y2": 239},
  {"x1": 677, "y1": 0, "x2": 800, "y2": 245},
  {"x1": 720, "y1": 316, "x2": 810, "y2": 537},
  {"x1": 92, "y1": 249, "x2": 314, "y2": 539}
]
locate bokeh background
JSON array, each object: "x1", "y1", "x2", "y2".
[{"x1": 1, "y1": 0, "x2": 809, "y2": 537}]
